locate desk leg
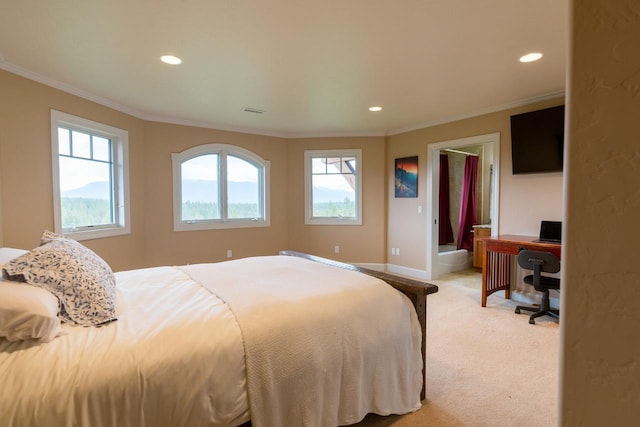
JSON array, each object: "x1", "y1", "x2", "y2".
[
  {"x1": 482, "y1": 250, "x2": 511, "y2": 306},
  {"x1": 482, "y1": 247, "x2": 488, "y2": 307}
]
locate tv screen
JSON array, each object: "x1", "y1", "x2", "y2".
[{"x1": 510, "y1": 105, "x2": 565, "y2": 174}]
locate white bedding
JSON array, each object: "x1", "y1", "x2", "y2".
[
  {"x1": 182, "y1": 256, "x2": 423, "y2": 427},
  {"x1": 0, "y1": 255, "x2": 422, "y2": 427},
  {"x1": 0, "y1": 266, "x2": 249, "y2": 427}
]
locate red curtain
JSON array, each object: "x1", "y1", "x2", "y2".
[
  {"x1": 439, "y1": 154, "x2": 454, "y2": 245},
  {"x1": 456, "y1": 155, "x2": 478, "y2": 250}
]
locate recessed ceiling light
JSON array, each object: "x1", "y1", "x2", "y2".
[
  {"x1": 369, "y1": 106, "x2": 382, "y2": 112},
  {"x1": 519, "y1": 52, "x2": 543, "y2": 63},
  {"x1": 160, "y1": 55, "x2": 182, "y2": 65}
]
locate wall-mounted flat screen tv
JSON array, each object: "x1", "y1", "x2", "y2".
[{"x1": 510, "y1": 105, "x2": 565, "y2": 174}]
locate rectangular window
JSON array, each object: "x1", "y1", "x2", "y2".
[
  {"x1": 51, "y1": 110, "x2": 130, "y2": 240},
  {"x1": 304, "y1": 149, "x2": 362, "y2": 225},
  {"x1": 57, "y1": 128, "x2": 114, "y2": 229}
]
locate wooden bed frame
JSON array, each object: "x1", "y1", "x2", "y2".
[{"x1": 280, "y1": 250, "x2": 439, "y2": 399}]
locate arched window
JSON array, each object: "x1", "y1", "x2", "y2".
[{"x1": 172, "y1": 144, "x2": 270, "y2": 231}]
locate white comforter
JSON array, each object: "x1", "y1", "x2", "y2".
[
  {"x1": 0, "y1": 256, "x2": 422, "y2": 427},
  {"x1": 182, "y1": 256, "x2": 423, "y2": 427},
  {"x1": 0, "y1": 266, "x2": 249, "y2": 427}
]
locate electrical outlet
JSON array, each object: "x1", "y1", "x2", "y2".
[
  {"x1": 226, "y1": 249, "x2": 232, "y2": 258},
  {"x1": 396, "y1": 248, "x2": 400, "y2": 256},
  {"x1": 334, "y1": 245, "x2": 340, "y2": 254}
]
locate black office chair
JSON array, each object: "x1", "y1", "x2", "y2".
[{"x1": 515, "y1": 250, "x2": 560, "y2": 324}]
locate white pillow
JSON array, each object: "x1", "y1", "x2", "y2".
[
  {"x1": 0, "y1": 280, "x2": 61, "y2": 343},
  {"x1": 0, "y1": 247, "x2": 28, "y2": 268}
]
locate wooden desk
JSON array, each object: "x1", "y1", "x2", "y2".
[{"x1": 481, "y1": 235, "x2": 561, "y2": 307}]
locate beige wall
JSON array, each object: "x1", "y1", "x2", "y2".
[
  {"x1": 0, "y1": 70, "x2": 147, "y2": 271},
  {"x1": 0, "y1": 69, "x2": 385, "y2": 269},
  {"x1": 0, "y1": 68, "x2": 563, "y2": 275},
  {"x1": 141, "y1": 122, "x2": 290, "y2": 267},
  {"x1": 286, "y1": 136, "x2": 387, "y2": 264},
  {"x1": 386, "y1": 97, "x2": 565, "y2": 272},
  {"x1": 561, "y1": 0, "x2": 640, "y2": 424}
]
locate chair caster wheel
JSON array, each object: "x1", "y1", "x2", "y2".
[{"x1": 529, "y1": 318, "x2": 535, "y2": 325}]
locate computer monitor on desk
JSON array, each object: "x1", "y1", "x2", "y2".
[{"x1": 534, "y1": 220, "x2": 562, "y2": 244}]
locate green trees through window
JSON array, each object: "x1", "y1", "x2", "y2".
[
  {"x1": 304, "y1": 149, "x2": 362, "y2": 225},
  {"x1": 172, "y1": 144, "x2": 270, "y2": 231},
  {"x1": 51, "y1": 110, "x2": 130, "y2": 240},
  {"x1": 60, "y1": 198, "x2": 111, "y2": 229},
  {"x1": 181, "y1": 201, "x2": 259, "y2": 220}
]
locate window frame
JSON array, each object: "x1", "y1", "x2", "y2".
[
  {"x1": 172, "y1": 143, "x2": 270, "y2": 231},
  {"x1": 304, "y1": 149, "x2": 362, "y2": 225},
  {"x1": 50, "y1": 109, "x2": 131, "y2": 241}
]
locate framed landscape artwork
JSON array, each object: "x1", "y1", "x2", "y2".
[{"x1": 394, "y1": 156, "x2": 418, "y2": 198}]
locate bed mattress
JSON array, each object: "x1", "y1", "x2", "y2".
[{"x1": 0, "y1": 256, "x2": 422, "y2": 427}]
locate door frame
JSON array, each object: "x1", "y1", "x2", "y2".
[{"x1": 425, "y1": 132, "x2": 500, "y2": 280}]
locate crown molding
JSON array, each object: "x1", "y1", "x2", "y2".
[
  {"x1": 1, "y1": 59, "x2": 564, "y2": 140},
  {"x1": 386, "y1": 90, "x2": 566, "y2": 136}
]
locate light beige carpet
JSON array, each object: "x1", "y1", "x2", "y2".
[{"x1": 352, "y1": 269, "x2": 560, "y2": 427}]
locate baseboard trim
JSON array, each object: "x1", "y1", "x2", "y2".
[
  {"x1": 353, "y1": 262, "x2": 386, "y2": 272},
  {"x1": 353, "y1": 263, "x2": 429, "y2": 280}
]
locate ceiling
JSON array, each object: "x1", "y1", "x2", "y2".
[{"x1": 0, "y1": 1, "x2": 568, "y2": 138}]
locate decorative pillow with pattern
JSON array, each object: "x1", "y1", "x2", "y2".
[{"x1": 2, "y1": 231, "x2": 117, "y2": 326}]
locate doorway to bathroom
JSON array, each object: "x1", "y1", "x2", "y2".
[{"x1": 425, "y1": 133, "x2": 500, "y2": 280}]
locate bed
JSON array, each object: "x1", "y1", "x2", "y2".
[{"x1": 0, "y1": 233, "x2": 438, "y2": 427}]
